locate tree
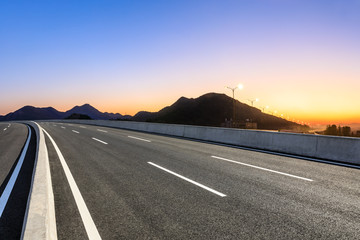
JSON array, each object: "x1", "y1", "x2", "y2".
[
  {"x1": 342, "y1": 126, "x2": 351, "y2": 136},
  {"x1": 325, "y1": 125, "x2": 338, "y2": 135},
  {"x1": 324, "y1": 124, "x2": 351, "y2": 136}
]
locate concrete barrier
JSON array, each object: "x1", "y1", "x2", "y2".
[
  {"x1": 21, "y1": 122, "x2": 57, "y2": 240},
  {"x1": 49, "y1": 119, "x2": 360, "y2": 165}
]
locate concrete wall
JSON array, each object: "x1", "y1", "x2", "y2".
[{"x1": 52, "y1": 120, "x2": 360, "y2": 165}]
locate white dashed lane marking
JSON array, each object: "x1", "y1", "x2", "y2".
[
  {"x1": 128, "y1": 136, "x2": 151, "y2": 142},
  {"x1": 92, "y1": 138, "x2": 108, "y2": 145},
  {"x1": 148, "y1": 162, "x2": 226, "y2": 197},
  {"x1": 211, "y1": 156, "x2": 313, "y2": 182}
]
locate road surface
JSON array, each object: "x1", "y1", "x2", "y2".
[{"x1": 33, "y1": 121, "x2": 360, "y2": 239}]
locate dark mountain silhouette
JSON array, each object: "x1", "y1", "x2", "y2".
[
  {"x1": 0, "y1": 104, "x2": 124, "y2": 121},
  {"x1": 0, "y1": 93, "x2": 303, "y2": 130},
  {"x1": 0, "y1": 106, "x2": 64, "y2": 121},
  {"x1": 132, "y1": 93, "x2": 301, "y2": 130},
  {"x1": 132, "y1": 111, "x2": 158, "y2": 122},
  {"x1": 64, "y1": 104, "x2": 123, "y2": 120}
]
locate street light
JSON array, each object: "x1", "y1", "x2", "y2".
[
  {"x1": 225, "y1": 84, "x2": 243, "y2": 125},
  {"x1": 261, "y1": 105, "x2": 269, "y2": 113},
  {"x1": 247, "y1": 98, "x2": 259, "y2": 107}
]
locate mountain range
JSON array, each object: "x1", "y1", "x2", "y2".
[
  {"x1": 0, "y1": 104, "x2": 124, "y2": 121},
  {"x1": 0, "y1": 93, "x2": 301, "y2": 130}
]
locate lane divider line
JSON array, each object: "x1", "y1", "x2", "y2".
[
  {"x1": 97, "y1": 129, "x2": 108, "y2": 133},
  {"x1": 148, "y1": 162, "x2": 226, "y2": 197},
  {"x1": 3, "y1": 128, "x2": 7, "y2": 131},
  {"x1": 61, "y1": 126, "x2": 66, "y2": 129},
  {"x1": 72, "y1": 130, "x2": 80, "y2": 134},
  {"x1": 211, "y1": 156, "x2": 313, "y2": 182},
  {"x1": 0, "y1": 126, "x2": 31, "y2": 217},
  {"x1": 79, "y1": 126, "x2": 87, "y2": 128},
  {"x1": 42, "y1": 129, "x2": 102, "y2": 240},
  {"x1": 128, "y1": 136, "x2": 151, "y2": 142},
  {"x1": 92, "y1": 138, "x2": 108, "y2": 145}
]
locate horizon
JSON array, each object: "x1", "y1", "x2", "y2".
[
  {"x1": 1, "y1": 1, "x2": 359, "y2": 125},
  {"x1": 1, "y1": 92, "x2": 360, "y2": 129}
]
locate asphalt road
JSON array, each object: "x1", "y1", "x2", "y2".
[
  {"x1": 36, "y1": 121, "x2": 360, "y2": 240},
  {"x1": 0, "y1": 123, "x2": 27, "y2": 187}
]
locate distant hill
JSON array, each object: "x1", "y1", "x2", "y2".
[
  {"x1": 0, "y1": 106, "x2": 64, "y2": 121},
  {"x1": 64, "y1": 104, "x2": 123, "y2": 120},
  {"x1": 132, "y1": 93, "x2": 301, "y2": 130},
  {"x1": 132, "y1": 111, "x2": 158, "y2": 122},
  {"x1": 0, "y1": 104, "x2": 124, "y2": 121},
  {"x1": 0, "y1": 93, "x2": 304, "y2": 130}
]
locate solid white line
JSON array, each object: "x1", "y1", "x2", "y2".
[
  {"x1": 0, "y1": 126, "x2": 31, "y2": 217},
  {"x1": 79, "y1": 126, "x2": 87, "y2": 128},
  {"x1": 43, "y1": 129, "x2": 102, "y2": 240},
  {"x1": 97, "y1": 129, "x2": 108, "y2": 133},
  {"x1": 72, "y1": 130, "x2": 80, "y2": 134},
  {"x1": 128, "y1": 136, "x2": 151, "y2": 142},
  {"x1": 148, "y1": 162, "x2": 226, "y2": 197},
  {"x1": 211, "y1": 156, "x2": 313, "y2": 182},
  {"x1": 92, "y1": 137, "x2": 108, "y2": 145}
]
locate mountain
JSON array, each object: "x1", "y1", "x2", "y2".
[
  {"x1": 0, "y1": 106, "x2": 64, "y2": 121},
  {"x1": 64, "y1": 104, "x2": 123, "y2": 120},
  {"x1": 132, "y1": 111, "x2": 158, "y2": 122},
  {"x1": 132, "y1": 93, "x2": 301, "y2": 130},
  {"x1": 0, "y1": 93, "x2": 303, "y2": 130},
  {"x1": 0, "y1": 104, "x2": 124, "y2": 121}
]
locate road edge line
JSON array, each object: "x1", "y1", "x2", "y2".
[
  {"x1": 21, "y1": 122, "x2": 57, "y2": 240},
  {"x1": 0, "y1": 125, "x2": 31, "y2": 217}
]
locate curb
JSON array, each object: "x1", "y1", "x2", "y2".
[{"x1": 21, "y1": 121, "x2": 57, "y2": 240}]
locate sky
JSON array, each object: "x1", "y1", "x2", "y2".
[{"x1": 1, "y1": 0, "x2": 359, "y2": 125}]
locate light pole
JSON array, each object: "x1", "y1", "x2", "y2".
[
  {"x1": 226, "y1": 84, "x2": 243, "y2": 126},
  {"x1": 261, "y1": 105, "x2": 269, "y2": 113},
  {"x1": 247, "y1": 98, "x2": 259, "y2": 107}
]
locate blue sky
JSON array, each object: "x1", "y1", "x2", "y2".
[{"x1": 1, "y1": 0, "x2": 359, "y2": 123}]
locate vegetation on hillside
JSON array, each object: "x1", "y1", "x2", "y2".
[{"x1": 323, "y1": 124, "x2": 360, "y2": 137}]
